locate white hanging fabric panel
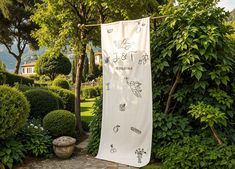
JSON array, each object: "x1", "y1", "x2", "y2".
[{"x1": 96, "y1": 17, "x2": 152, "y2": 168}]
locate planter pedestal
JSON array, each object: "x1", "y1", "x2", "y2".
[{"x1": 53, "y1": 136, "x2": 76, "y2": 159}]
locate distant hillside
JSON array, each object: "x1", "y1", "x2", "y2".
[
  {"x1": 0, "y1": 44, "x2": 45, "y2": 72},
  {"x1": 229, "y1": 9, "x2": 235, "y2": 21}
]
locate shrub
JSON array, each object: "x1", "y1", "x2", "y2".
[
  {"x1": 24, "y1": 88, "x2": 60, "y2": 119},
  {"x1": 152, "y1": 111, "x2": 192, "y2": 158},
  {"x1": 0, "y1": 85, "x2": 30, "y2": 139},
  {"x1": 87, "y1": 97, "x2": 102, "y2": 155},
  {"x1": 157, "y1": 136, "x2": 235, "y2": 169},
  {"x1": 14, "y1": 83, "x2": 34, "y2": 92},
  {"x1": 48, "y1": 86, "x2": 75, "y2": 112},
  {"x1": 35, "y1": 53, "x2": 72, "y2": 80},
  {"x1": 0, "y1": 138, "x2": 25, "y2": 169},
  {"x1": 0, "y1": 70, "x2": 34, "y2": 86},
  {"x1": 52, "y1": 76, "x2": 70, "y2": 89},
  {"x1": 43, "y1": 110, "x2": 76, "y2": 137},
  {"x1": 81, "y1": 86, "x2": 101, "y2": 99},
  {"x1": 19, "y1": 121, "x2": 52, "y2": 157}
]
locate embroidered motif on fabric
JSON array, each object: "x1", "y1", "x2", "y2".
[
  {"x1": 125, "y1": 77, "x2": 142, "y2": 98},
  {"x1": 135, "y1": 148, "x2": 146, "y2": 163}
]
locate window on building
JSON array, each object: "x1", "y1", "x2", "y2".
[{"x1": 27, "y1": 67, "x2": 33, "y2": 73}]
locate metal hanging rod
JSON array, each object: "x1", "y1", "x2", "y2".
[{"x1": 77, "y1": 15, "x2": 168, "y2": 27}]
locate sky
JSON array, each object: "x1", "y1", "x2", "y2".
[{"x1": 217, "y1": 0, "x2": 235, "y2": 11}]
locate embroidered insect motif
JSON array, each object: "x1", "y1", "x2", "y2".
[
  {"x1": 135, "y1": 148, "x2": 146, "y2": 163},
  {"x1": 125, "y1": 77, "x2": 142, "y2": 98}
]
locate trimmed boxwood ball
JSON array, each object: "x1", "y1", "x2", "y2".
[
  {"x1": 52, "y1": 77, "x2": 70, "y2": 89},
  {"x1": 0, "y1": 85, "x2": 30, "y2": 139},
  {"x1": 48, "y1": 86, "x2": 75, "y2": 112},
  {"x1": 43, "y1": 110, "x2": 76, "y2": 137},
  {"x1": 24, "y1": 88, "x2": 60, "y2": 118}
]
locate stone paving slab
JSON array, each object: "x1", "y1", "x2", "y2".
[
  {"x1": 15, "y1": 153, "x2": 138, "y2": 169},
  {"x1": 15, "y1": 136, "x2": 138, "y2": 169}
]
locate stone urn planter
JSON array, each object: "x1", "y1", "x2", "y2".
[{"x1": 52, "y1": 136, "x2": 76, "y2": 159}]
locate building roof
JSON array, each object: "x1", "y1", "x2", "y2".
[{"x1": 21, "y1": 61, "x2": 36, "y2": 67}]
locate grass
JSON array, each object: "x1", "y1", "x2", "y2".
[
  {"x1": 81, "y1": 98, "x2": 96, "y2": 123},
  {"x1": 141, "y1": 163, "x2": 162, "y2": 169}
]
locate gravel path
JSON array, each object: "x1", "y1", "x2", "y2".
[{"x1": 15, "y1": 137, "x2": 138, "y2": 169}]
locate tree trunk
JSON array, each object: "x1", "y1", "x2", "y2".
[
  {"x1": 14, "y1": 57, "x2": 21, "y2": 74},
  {"x1": 74, "y1": 32, "x2": 87, "y2": 136},
  {"x1": 164, "y1": 71, "x2": 181, "y2": 113},
  {"x1": 210, "y1": 126, "x2": 223, "y2": 145}
]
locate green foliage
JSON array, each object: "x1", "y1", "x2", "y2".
[
  {"x1": 151, "y1": 0, "x2": 235, "y2": 116},
  {"x1": 157, "y1": 136, "x2": 235, "y2": 169},
  {"x1": 24, "y1": 88, "x2": 60, "y2": 119},
  {"x1": 152, "y1": 111, "x2": 192, "y2": 158},
  {"x1": 14, "y1": 83, "x2": 34, "y2": 92},
  {"x1": 35, "y1": 53, "x2": 71, "y2": 80},
  {"x1": 43, "y1": 110, "x2": 76, "y2": 137},
  {"x1": 0, "y1": 138, "x2": 25, "y2": 169},
  {"x1": 48, "y1": 86, "x2": 75, "y2": 112},
  {"x1": 188, "y1": 102, "x2": 227, "y2": 127},
  {"x1": 52, "y1": 76, "x2": 70, "y2": 89},
  {"x1": 19, "y1": 121, "x2": 52, "y2": 157},
  {"x1": 0, "y1": 60, "x2": 6, "y2": 71},
  {"x1": 0, "y1": 85, "x2": 30, "y2": 139},
  {"x1": 81, "y1": 86, "x2": 102, "y2": 99},
  {"x1": 0, "y1": 0, "x2": 38, "y2": 73},
  {"x1": 0, "y1": 70, "x2": 34, "y2": 86},
  {"x1": 87, "y1": 97, "x2": 102, "y2": 155}
]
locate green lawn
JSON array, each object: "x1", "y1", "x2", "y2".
[
  {"x1": 141, "y1": 164, "x2": 161, "y2": 169},
  {"x1": 81, "y1": 98, "x2": 96, "y2": 123}
]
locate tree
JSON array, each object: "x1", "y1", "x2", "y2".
[
  {"x1": 88, "y1": 45, "x2": 96, "y2": 77},
  {"x1": 35, "y1": 53, "x2": 71, "y2": 80},
  {"x1": 31, "y1": 0, "x2": 162, "y2": 135},
  {"x1": 82, "y1": 54, "x2": 89, "y2": 82},
  {"x1": 0, "y1": 60, "x2": 6, "y2": 71},
  {"x1": 151, "y1": 0, "x2": 235, "y2": 143},
  {"x1": 0, "y1": 0, "x2": 38, "y2": 74}
]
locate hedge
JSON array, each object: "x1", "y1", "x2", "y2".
[{"x1": 0, "y1": 70, "x2": 34, "y2": 86}]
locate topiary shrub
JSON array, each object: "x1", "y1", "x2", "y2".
[
  {"x1": 43, "y1": 110, "x2": 76, "y2": 137},
  {"x1": 24, "y1": 88, "x2": 60, "y2": 119},
  {"x1": 87, "y1": 97, "x2": 102, "y2": 155},
  {"x1": 52, "y1": 76, "x2": 70, "y2": 89},
  {"x1": 35, "y1": 53, "x2": 72, "y2": 80},
  {"x1": 0, "y1": 85, "x2": 30, "y2": 139},
  {"x1": 48, "y1": 86, "x2": 75, "y2": 112}
]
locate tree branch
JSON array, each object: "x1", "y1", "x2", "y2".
[
  {"x1": 2, "y1": 43, "x2": 18, "y2": 59},
  {"x1": 164, "y1": 71, "x2": 181, "y2": 113},
  {"x1": 210, "y1": 126, "x2": 223, "y2": 145}
]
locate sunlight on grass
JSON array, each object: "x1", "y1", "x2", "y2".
[{"x1": 81, "y1": 98, "x2": 96, "y2": 122}]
